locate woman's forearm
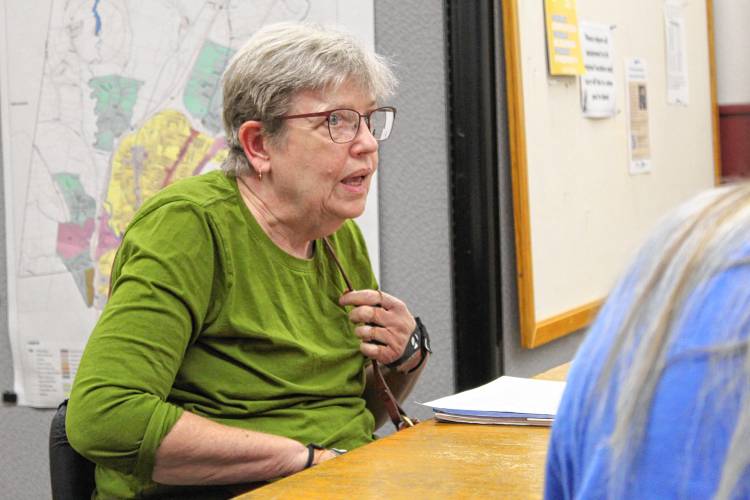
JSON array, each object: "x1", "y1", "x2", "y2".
[{"x1": 152, "y1": 411, "x2": 308, "y2": 485}]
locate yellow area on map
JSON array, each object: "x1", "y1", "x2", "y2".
[
  {"x1": 95, "y1": 248, "x2": 117, "y2": 304},
  {"x1": 105, "y1": 109, "x2": 221, "y2": 236},
  {"x1": 213, "y1": 147, "x2": 228, "y2": 165}
]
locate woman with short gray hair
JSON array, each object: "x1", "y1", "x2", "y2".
[
  {"x1": 67, "y1": 22, "x2": 430, "y2": 498},
  {"x1": 221, "y1": 21, "x2": 397, "y2": 175}
]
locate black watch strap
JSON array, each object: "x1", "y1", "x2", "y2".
[
  {"x1": 405, "y1": 320, "x2": 431, "y2": 374},
  {"x1": 305, "y1": 443, "x2": 325, "y2": 469},
  {"x1": 386, "y1": 317, "x2": 431, "y2": 371}
]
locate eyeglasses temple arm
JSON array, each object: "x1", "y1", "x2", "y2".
[{"x1": 322, "y1": 236, "x2": 417, "y2": 430}]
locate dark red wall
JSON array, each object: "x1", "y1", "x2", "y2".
[{"x1": 719, "y1": 104, "x2": 750, "y2": 179}]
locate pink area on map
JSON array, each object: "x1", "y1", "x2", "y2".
[
  {"x1": 95, "y1": 212, "x2": 121, "y2": 259},
  {"x1": 193, "y1": 136, "x2": 228, "y2": 175},
  {"x1": 56, "y1": 219, "x2": 95, "y2": 260}
]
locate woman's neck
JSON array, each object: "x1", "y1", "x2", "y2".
[{"x1": 236, "y1": 174, "x2": 315, "y2": 259}]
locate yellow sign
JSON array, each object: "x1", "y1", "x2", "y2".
[{"x1": 544, "y1": 0, "x2": 585, "y2": 76}]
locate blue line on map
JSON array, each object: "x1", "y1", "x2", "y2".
[{"x1": 92, "y1": 0, "x2": 102, "y2": 36}]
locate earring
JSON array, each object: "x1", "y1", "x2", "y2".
[{"x1": 257, "y1": 170, "x2": 262, "y2": 181}]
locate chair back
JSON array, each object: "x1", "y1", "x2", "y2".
[{"x1": 49, "y1": 399, "x2": 96, "y2": 500}]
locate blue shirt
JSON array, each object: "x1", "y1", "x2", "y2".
[{"x1": 545, "y1": 249, "x2": 750, "y2": 499}]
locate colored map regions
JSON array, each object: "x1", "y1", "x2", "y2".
[
  {"x1": 105, "y1": 108, "x2": 228, "y2": 237},
  {"x1": 92, "y1": 109, "x2": 228, "y2": 304},
  {"x1": 184, "y1": 41, "x2": 235, "y2": 134},
  {"x1": 54, "y1": 174, "x2": 96, "y2": 306},
  {"x1": 89, "y1": 75, "x2": 143, "y2": 151}
]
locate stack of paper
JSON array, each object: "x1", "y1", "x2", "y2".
[{"x1": 421, "y1": 376, "x2": 566, "y2": 427}]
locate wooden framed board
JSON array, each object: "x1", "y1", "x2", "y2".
[{"x1": 501, "y1": 0, "x2": 720, "y2": 348}]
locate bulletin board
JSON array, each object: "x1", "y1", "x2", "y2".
[{"x1": 502, "y1": 0, "x2": 720, "y2": 348}]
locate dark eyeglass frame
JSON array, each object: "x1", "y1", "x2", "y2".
[{"x1": 279, "y1": 106, "x2": 397, "y2": 144}]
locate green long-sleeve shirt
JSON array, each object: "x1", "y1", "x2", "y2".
[{"x1": 67, "y1": 170, "x2": 377, "y2": 498}]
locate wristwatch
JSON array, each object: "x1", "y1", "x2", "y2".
[
  {"x1": 305, "y1": 444, "x2": 348, "y2": 469},
  {"x1": 386, "y1": 317, "x2": 432, "y2": 373}
]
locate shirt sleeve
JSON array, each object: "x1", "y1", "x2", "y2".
[{"x1": 66, "y1": 201, "x2": 218, "y2": 480}]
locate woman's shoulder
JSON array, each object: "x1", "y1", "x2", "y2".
[
  {"x1": 145, "y1": 170, "x2": 235, "y2": 207},
  {"x1": 131, "y1": 171, "x2": 237, "y2": 222}
]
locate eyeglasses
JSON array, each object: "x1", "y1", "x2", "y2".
[{"x1": 279, "y1": 106, "x2": 396, "y2": 144}]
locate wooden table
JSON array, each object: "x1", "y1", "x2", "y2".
[{"x1": 235, "y1": 364, "x2": 569, "y2": 500}]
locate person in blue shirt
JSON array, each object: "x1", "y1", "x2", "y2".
[{"x1": 545, "y1": 182, "x2": 750, "y2": 499}]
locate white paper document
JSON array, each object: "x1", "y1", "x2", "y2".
[
  {"x1": 625, "y1": 57, "x2": 652, "y2": 174},
  {"x1": 579, "y1": 21, "x2": 616, "y2": 118},
  {"x1": 422, "y1": 376, "x2": 566, "y2": 418},
  {"x1": 664, "y1": 0, "x2": 689, "y2": 105}
]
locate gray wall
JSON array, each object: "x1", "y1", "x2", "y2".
[
  {"x1": 374, "y1": 0, "x2": 453, "y2": 422},
  {"x1": 0, "y1": 1, "x2": 580, "y2": 497}
]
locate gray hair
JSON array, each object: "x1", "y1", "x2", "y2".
[
  {"x1": 220, "y1": 22, "x2": 398, "y2": 176},
  {"x1": 592, "y1": 181, "x2": 750, "y2": 498}
]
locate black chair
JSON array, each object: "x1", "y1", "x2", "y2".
[{"x1": 49, "y1": 399, "x2": 96, "y2": 500}]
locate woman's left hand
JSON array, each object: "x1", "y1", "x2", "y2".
[{"x1": 339, "y1": 289, "x2": 417, "y2": 365}]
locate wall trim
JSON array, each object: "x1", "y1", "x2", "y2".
[{"x1": 446, "y1": 0, "x2": 502, "y2": 390}]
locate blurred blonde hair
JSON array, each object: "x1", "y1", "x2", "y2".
[{"x1": 595, "y1": 182, "x2": 750, "y2": 499}]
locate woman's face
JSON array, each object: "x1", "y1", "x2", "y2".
[{"x1": 265, "y1": 80, "x2": 379, "y2": 232}]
